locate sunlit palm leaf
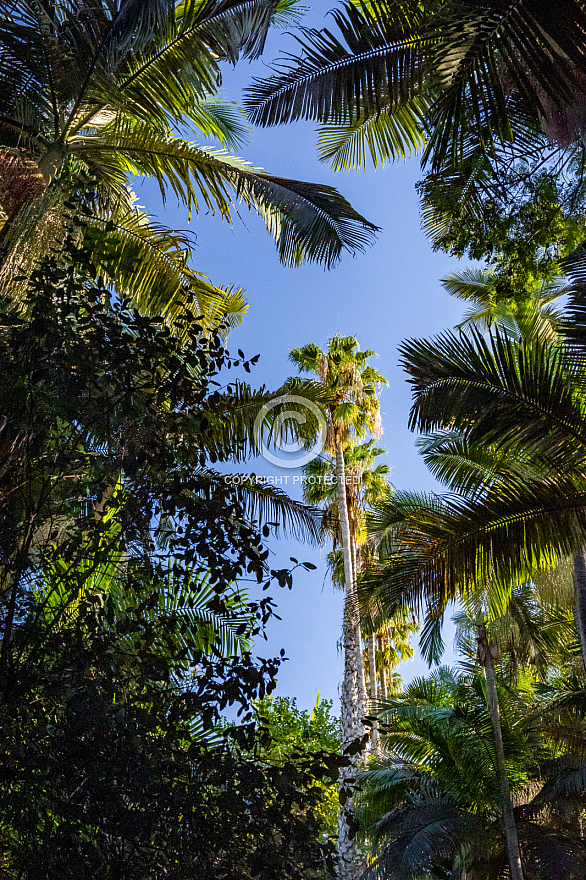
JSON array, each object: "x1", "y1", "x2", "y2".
[
  {"x1": 363, "y1": 485, "x2": 582, "y2": 625},
  {"x1": 84, "y1": 206, "x2": 247, "y2": 330},
  {"x1": 317, "y1": 95, "x2": 430, "y2": 171},
  {"x1": 75, "y1": 123, "x2": 378, "y2": 266}
]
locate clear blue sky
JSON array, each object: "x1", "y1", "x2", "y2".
[{"x1": 136, "y1": 5, "x2": 469, "y2": 709}]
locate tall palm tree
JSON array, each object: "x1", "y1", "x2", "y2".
[
  {"x1": 289, "y1": 336, "x2": 386, "y2": 880},
  {"x1": 304, "y1": 439, "x2": 392, "y2": 747},
  {"x1": 357, "y1": 666, "x2": 586, "y2": 880},
  {"x1": 244, "y1": 0, "x2": 586, "y2": 172},
  {"x1": 0, "y1": 0, "x2": 377, "y2": 320},
  {"x1": 327, "y1": 545, "x2": 417, "y2": 744}
]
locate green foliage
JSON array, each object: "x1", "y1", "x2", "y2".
[
  {"x1": 0, "y1": 0, "x2": 378, "y2": 325},
  {"x1": 439, "y1": 266, "x2": 566, "y2": 339},
  {"x1": 362, "y1": 304, "x2": 586, "y2": 660},
  {"x1": 0, "y1": 601, "x2": 337, "y2": 879},
  {"x1": 245, "y1": 0, "x2": 586, "y2": 171},
  {"x1": 253, "y1": 695, "x2": 342, "y2": 838},
  {"x1": 0, "y1": 231, "x2": 340, "y2": 878},
  {"x1": 358, "y1": 667, "x2": 586, "y2": 879},
  {"x1": 453, "y1": 580, "x2": 579, "y2": 686},
  {"x1": 417, "y1": 150, "x2": 586, "y2": 286},
  {"x1": 0, "y1": 234, "x2": 321, "y2": 604}
]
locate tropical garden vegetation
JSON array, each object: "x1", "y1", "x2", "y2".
[{"x1": 3, "y1": 1, "x2": 586, "y2": 880}]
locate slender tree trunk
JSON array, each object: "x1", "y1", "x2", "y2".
[
  {"x1": 350, "y1": 540, "x2": 368, "y2": 724},
  {"x1": 378, "y1": 633, "x2": 388, "y2": 701},
  {"x1": 478, "y1": 624, "x2": 524, "y2": 880},
  {"x1": 336, "y1": 442, "x2": 366, "y2": 880},
  {"x1": 368, "y1": 631, "x2": 378, "y2": 749},
  {"x1": 572, "y1": 548, "x2": 586, "y2": 670}
]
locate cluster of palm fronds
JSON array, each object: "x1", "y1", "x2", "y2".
[
  {"x1": 0, "y1": 0, "x2": 378, "y2": 322},
  {"x1": 245, "y1": 0, "x2": 586, "y2": 171},
  {"x1": 358, "y1": 665, "x2": 586, "y2": 880}
]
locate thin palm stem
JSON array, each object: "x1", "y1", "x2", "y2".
[{"x1": 479, "y1": 623, "x2": 524, "y2": 880}]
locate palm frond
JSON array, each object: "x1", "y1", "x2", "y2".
[
  {"x1": 562, "y1": 242, "x2": 586, "y2": 357},
  {"x1": 205, "y1": 467, "x2": 323, "y2": 544},
  {"x1": 84, "y1": 206, "x2": 247, "y2": 329},
  {"x1": 399, "y1": 328, "x2": 586, "y2": 471},
  {"x1": 244, "y1": 0, "x2": 431, "y2": 127},
  {"x1": 182, "y1": 96, "x2": 251, "y2": 149},
  {"x1": 363, "y1": 485, "x2": 586, "y2": 627},
  {"x1": 316, "y1": 95, "x2": 430, "y2": 171},
  {"x1": 200, "y1": 377, "x2": 329, "y2": 462},
  {"x1": 109, "y1": 0, "x2": 301, "y2": 130},
  {"x1": 157, "y1": 564, "x2": 254, "y2": 658},
  {"x1": 77, "y1": 123, "x2": 378, "y2": 265},
  {"x1": 176, "y1": 0, "x2": 305, "y2": 64},
  {"x1": 423, "y1": 0, "x2": 586, "y2": 168},
  {"x1": 416, "y1": 430, "x2": 547, "y2": 499}
]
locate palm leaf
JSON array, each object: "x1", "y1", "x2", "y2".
[
  {"x1": 200, "y1": 377, "x2": 329, "y2": 462},
  {"x1": 399, "y1": 328, "x2": 586, "y2": 471},
  {"x1": 364, "y1": 485, "x2": 586, "y2": 627},
  {"x1": 424, "y1": 0, "x2": 586, "y2": 168},
  {"x1": 157, "y1": 564, "x2": 254, "y2": 657},
  {"x1": 416, "y1": 430, "x2": 547, "y2": 499},
  {"x1": 316, "y1": 95, "x2": 430, "y2": 171},
  {"x1": 244, "y1": 0, "x2": 432, "y2": 127},
  {"x1": 217, "y1": 472, "x2": 323, "y2": 543},
  {"x1": 83, "y1": 206, "x2": 247, "y2": 330},
  {"x1": 78, "y1": 122, "x2": 378, "y2": 265}
]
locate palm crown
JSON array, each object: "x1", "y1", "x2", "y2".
[
  {"x1": 361, "y1": 245, "x2": 586, "y2": 670},
  {"x1": 244, "y1": 0, "x2": 586, "y2": 172},
  {"x1": 0, "y1": 0, "x2": 378, "y2": 322},
  {"x1": 289, "y1": 335, "x2": 386, "y2": 451}
]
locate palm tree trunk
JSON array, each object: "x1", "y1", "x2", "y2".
[
  {"x1": 478, "y1": 624, "x2": 524, "y2": 880},
  {"x1": 572, "y1": 548, "x2": 586, "y2": 670},
  {"x1": 368, "y1": 631, "x2": 378, "y2": 748},
  {"x1": 350, "y1": 540, "x2": 368, "y2": 723},
  {"x1": 378, "y1": 633, "x2": 388, "y2": 701},
  {"x1": 336, "y1": 441, "x2": 366, "y2": 880}
]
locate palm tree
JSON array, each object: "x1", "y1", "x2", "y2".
[
  {"x1": 363, "y1": 252, "x2": 586, "y2": 670},
  {"x1": 0, "y1": 0, "x2": 377, "y2": 320},
  {"x1": 440, "y1": 266, "x2": 566, "y2": 340},
  {"x1": 453, "y1": 572, "x2": 579, "y2": 687},
  {"x1": 359, "y1": 260, "x2": 586, "y2": 879},
  {"x1": 327, "y1": 544, "x2": 417, "y2": 745},
  {"x1": 357, "y1": 666, "x2": 586, "y2": 879},
  {"x1": 289, "y1": 336, "x2": 386, "y2": 880},
  {"x1": 244, "y1": 0, "x2": 586, "y2": 172},
  {"x1": 304, "y1": 439, "x2": 392, "y2": 747}
]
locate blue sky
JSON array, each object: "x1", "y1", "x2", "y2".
[{"x1": 136, "y1": 5, "x2": 471, "y2": 709}]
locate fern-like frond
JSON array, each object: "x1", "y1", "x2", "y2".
[{"x1": 316, "y1": 95, "x2": 430, "y2": 171}]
